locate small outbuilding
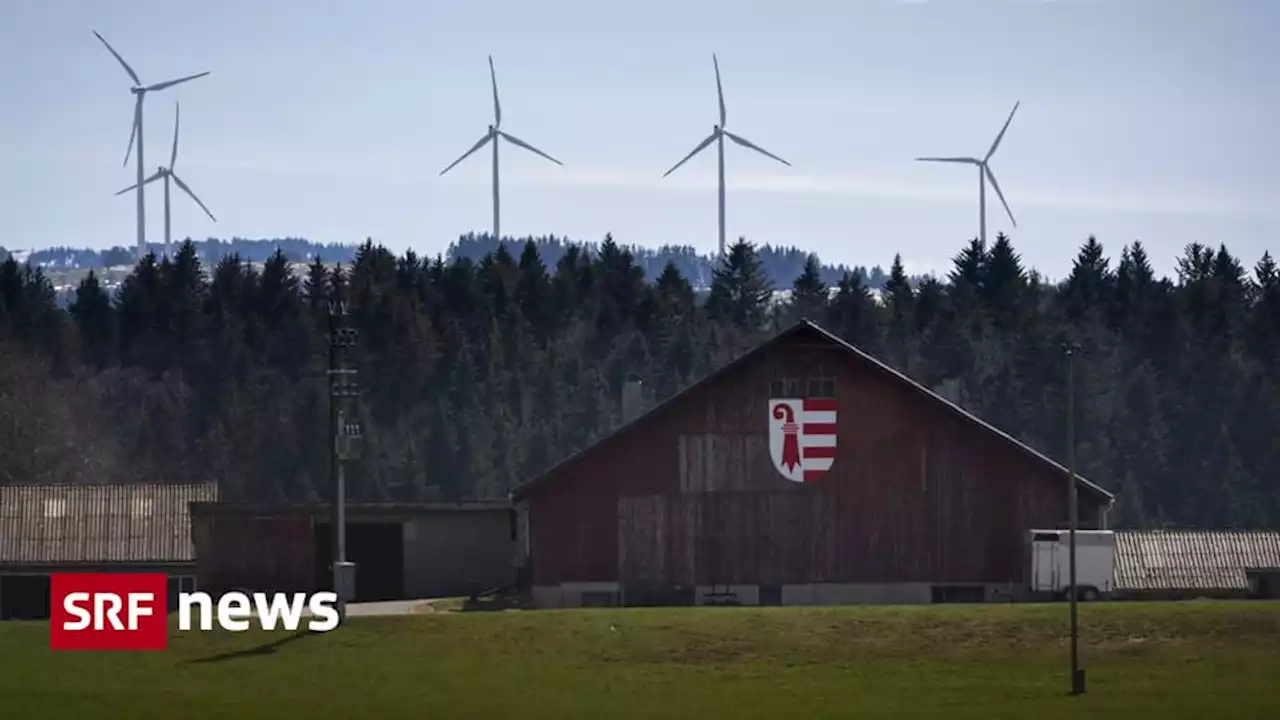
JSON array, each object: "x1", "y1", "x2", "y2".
[
  {"x1": 512, "y1": 320, "x2": 1115, "y2": 608},
  {"x1": 1113, "y1": 530, "x2": 1280, "y2": 599},
  {"x1": 0, "y1": 483, "x2": 216, "y2": 620},
  {"x1": 190, "y1": 501, "x2": 515, "y2": 602}
]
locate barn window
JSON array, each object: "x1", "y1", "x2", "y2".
[
  {"x1": 807, "y1": 377, "x2": 836, "y2": 398},
  {"x1": 769, "y1": 378, "x2": 800, "y2": 398},
  {"x1": 44, "y1": 498, "x2": 67, "y2": 518},
  {"x1": 931, "y1": 585, "x2": 986, "y2": 603}
]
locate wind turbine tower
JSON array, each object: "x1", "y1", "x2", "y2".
[
  {"x1": 115, "y1": 103, "x2": 217, "y2": 259},
  {"x1": 916, "y1": 102, "x2": 1021, "y2": 245},
  {"x1": 93, "y1": 30, "x2": 209, "y2": 260},
  {"x1": 663, "y1": 54, "x2": 791, "y2": 258},
  {"x1": 439, "y1": 56, "x2": 563, "y2": 243}
]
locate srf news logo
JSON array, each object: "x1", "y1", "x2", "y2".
[{"x1": 49, "y1": 573, "x2": 340, "y2": 651}]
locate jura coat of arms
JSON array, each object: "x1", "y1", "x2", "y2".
[{"x1": 768, "y1": 398, "x2": 837, "y2": 482}]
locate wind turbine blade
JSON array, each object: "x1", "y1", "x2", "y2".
[
  {"x1": 123, "y1": 98, "x2": 141, "y2": 168},
  {"x1": 145, "y1": 72, "x2": 210, "y2": 93},
  {"x1": 489, "y1": 55, "x2": 502, "y2": 128},
  {"x1": 93, "y1": 31, "x2": 140, "y2": 86},
  {"x1": 170, "y1": 102, "x2": 180, "y2": 169},
  {"x1": 915, "y1": 156, "x2": 979, "y2": 164},
  {"x1": 499, "y1": 131, "x2": 562, "y2": 165},
  {"x1": 115, "y1": 170, "x2": 165, "y2": 195},
  {"x1": 985, "y1": 165, "x2": 1016, "y2": 228},
  {"x1": 713, "y1": 54, "x2": 726, "y2": 127},
  {"x1": 662, "y1": 132, "x2": 718, "y2": 177},
  {"x1": 723, "y1": 131, "x2": 790, "y2": 167},
  {"x1": 439, "y1": 132, "x2": 494, "y2": 176},
  {"x1": 985, "y1": 101, "x2": 1020, "y2": 161},
  {"x1": 171, "y1": 173, "x2": 216, "y2": 222}
]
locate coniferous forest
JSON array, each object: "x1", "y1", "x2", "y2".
[{"x1": 0, "y1": 232, "x2": 1277, "y2": 530}]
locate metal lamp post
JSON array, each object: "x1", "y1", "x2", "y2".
[
  {"x1": 328, "y1": 301, "x2": 361, "y2": 622},
  {"x1": 1064, "y1": 341, "x2": 1085, "y2": 695}
]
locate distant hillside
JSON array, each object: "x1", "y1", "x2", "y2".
[
  {"x1": 4, "y1": 233, "x2": 907, "y2": 309},
  {"x1": 5, "y1": 238, "x2": 357, "y2": 270}
]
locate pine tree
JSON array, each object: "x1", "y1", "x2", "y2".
[
  {"x1": 1248, "y1": 252, "x2": 1280, "y2": 380},
  {"x1": 1062, "y1": 236, "x2": 1113, "y2": 325},
  {"x1": 826, "y1": 271, "x2": 880, "y2": 351},
  {"x1": 705, "y1": 238, "x2": 773, "y2": 334},
  {"x1": 881, "y1": 254, "x2": 915, "y2": 372},
  {"x1": 69, "y1": 271, "x2": 114, "y2": 369},
  {"x1": 114, "y1": 253, "x2": 164, "y2": 373},
  {"x1": 982, "y1": 233, "x2": 1028, "y2": 332},
  {"x1": 787, "y1": 254, "x2": 829, "y2": 326}
]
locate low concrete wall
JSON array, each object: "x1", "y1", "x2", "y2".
[
  {"x1": 530, "y1": 582, "x2": 1016, "y2": 609},
  {"x1": 532, "y1": 582, "x2": 622, "y2": 608},
  {"x1": 403, "y1": 511, "x2": 515, "y2": 598},
  {"x1": 696, "y1": 584, "x2": 761, "y2": 605},
  {"x1": 782, "y1": 583, "x2": 934, "y2": 605}
]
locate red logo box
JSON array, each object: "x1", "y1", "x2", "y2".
[{"x1": 50, "y1": 573, "x2": 169, "y2": 651}]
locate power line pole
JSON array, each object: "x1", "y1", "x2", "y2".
[
  {"x1": 328, "y1": 301, "x2": 360, "y2": 623},
  {"x1": 1064, "y1": 340, "x2": 1085, "y2": 695}
]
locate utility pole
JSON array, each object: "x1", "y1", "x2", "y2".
[
  {"x1": 1064, "y1": 340, "x2": 1085, "y2": 695},
  {"x1": 328, "y1": 301, "x2": 361, "y2": 622}
]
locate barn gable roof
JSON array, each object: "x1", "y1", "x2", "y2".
[{"x1": 511, "y1": 319, "x2": 1114, "y2": 503}]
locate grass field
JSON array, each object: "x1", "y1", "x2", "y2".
[{"x1": 2, "y1": 600, "x2": 1278, "y2": 719}]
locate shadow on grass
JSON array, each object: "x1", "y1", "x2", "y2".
[
  {"x1": 186, "y1": 630, "x2": 318, "y2": 665},
  {"x1": 460, "y1": 591, "x2": 534, "y2": 612}
]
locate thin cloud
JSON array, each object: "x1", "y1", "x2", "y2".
[
  {"x1": 182, "y1": 155, "x2": 1278, "y2": 220},
  {"x1": 470, "y1": 165, "x2": 1279, "y2": 218}
]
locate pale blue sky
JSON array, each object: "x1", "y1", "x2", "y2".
[{"x1": 2, "y1": 0, "x2": 1276, "y2": 279}]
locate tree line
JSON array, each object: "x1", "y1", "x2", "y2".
[
  {"x1": 8, "y1": 234, "x2": 894, "y2": 309},
  {"x1": 0, "y1": 231, "x2": 1276, "y2": 529}
]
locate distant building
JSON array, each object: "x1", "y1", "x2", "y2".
[
  {"x1": 1113, "y1": 530, "x2": 1280, "y2": 599},
  {"x1": 190, "y1": 501, "x2": 515, "y2": 602},
  {"x1": 513, "y1": 320, "x2": 1115, "y2": 608},
  {"x1": 0, "y1": 483, "x2": 216, "y2": 620}
]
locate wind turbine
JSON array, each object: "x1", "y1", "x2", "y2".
[
  {"x1": 916, "y1": 101, "x2": 1020, "y2": 245},
  {"x1": 663, "y1": 54, "x2": 791, "y2": 258},
  {"x1": 93, "y1": 30, "x2": 209, "y2": 260},
  {"x1": 439, "y1": 56, "x2": 563, "y2": 243},
  {"x1": 114, "y1": 103, "x2": 216, "y2": 260}
]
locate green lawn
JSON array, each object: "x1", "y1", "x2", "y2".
[{"x1": 3, "y1": 601, "x2": 1278, "y2": 719}]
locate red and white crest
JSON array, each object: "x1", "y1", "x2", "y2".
[{"x1": 768, "y1": 398, "x2": 837, "y2": 482}]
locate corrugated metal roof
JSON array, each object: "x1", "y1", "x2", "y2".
[
  {"x1": 0, "y1": 484, "x2": 218, "y2": 564},
  {"x1": 1114, "y1": 530, "x2": 1280, "y2": 591},
  {"x1": 189, "y1": 501, "x2": 511, "y2": 517}
]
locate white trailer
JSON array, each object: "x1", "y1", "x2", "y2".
[{"x1": 1027, "y1": 529, "x2": 1115, "y2": 601}]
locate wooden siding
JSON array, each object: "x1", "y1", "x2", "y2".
[
  {"x1": 193, "y1": 515, "x2": 315, "y2": 595},
  {"x1": 527, "y1": 325, "x2": 1106, "y2": 587},
  {"x1": 678, "y1": 434, "x2": 775, "y2": 492}
]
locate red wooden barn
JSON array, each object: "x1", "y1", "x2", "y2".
[{"x1": 512, "y1": 320, "x2": 1114, "y2": 608}]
